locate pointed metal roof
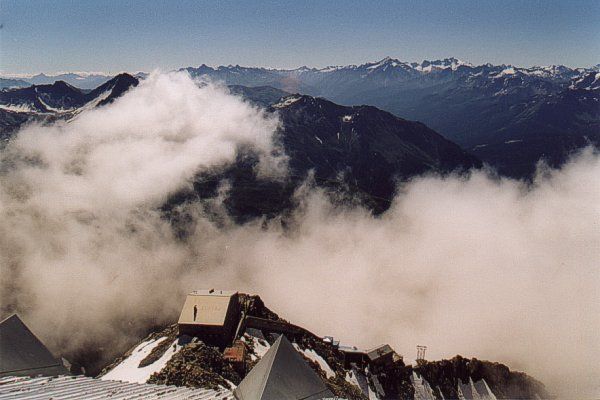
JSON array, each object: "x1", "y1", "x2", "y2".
[
  {"x1": 234, "y1": 335, "x2": 334, "y2": 400},
  {"x1": 0, "y1": 314, "x2": 68, "y2": 377}
]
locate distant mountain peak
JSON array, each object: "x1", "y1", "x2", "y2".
[
  {"x1": 1, "y1": 72, "x2": 113, "y2": 90},
  {"x1": 376, "y1": 56, "x2": 394, "y2": 64},
  {"x1": 51, "y1": 80, "x2": 79, "y2": 91},
  {"x1": 86, "y1": 73, "x2": 139, "y2": 107},
  {"x1": 364, "y1": 56, "x2": 405, "y2": 68},
  {"x1": 111, "y1": 72, "x2": 137, "y2": 82},
  {"x1": 416, "y1": 57, "x2": 472, "y2": 72}
]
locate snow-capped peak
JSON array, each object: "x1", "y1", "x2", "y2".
[
  {"x1": 366, "y1": 56, "x2": 393, "y2": 69},
  {"x1": 415, "y1": 57, "x2": 472, "y2": 72},
  {"x1": 569, "y1": 71, "x2": 600, "y2": 90},
  {"x1": 492, "y1": 66, "x2": 517, "y2": 78}
]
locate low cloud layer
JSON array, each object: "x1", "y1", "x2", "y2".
[
  {"x1": 1, "y1": 72, "x2": 598, "y2": 398},
  {"x1": 191, "y1": 152, "x2": 599, "y2": 398}
]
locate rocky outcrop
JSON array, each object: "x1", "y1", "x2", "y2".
[
  {"x1": 240, "y1": 294, "x2": 283, "y2": 322},
  {"x1": 148, "y1": 340, "x2": 241, "y2": 391},
  {"x1": 100, "y1": 294, "x2": 549, "y2": 400},
  {"x1": 414, "y1": 356, "x2": 549, "y2": 399},
  {"x1": 371, "y1": 358, "x2": 415, "y2": 399},
  {"x1": 138, "y1": 325, "x2": 178, "y2": 368}
]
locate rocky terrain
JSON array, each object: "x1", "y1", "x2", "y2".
[
  {"x1": 167, "y1": 92, "x2": 480, "y2": 222},
  {"x1": 5, "y1": 57, "x2": 598, "y2": 176},
  {"x1": 98, "y1": 294, "x2": 550, "y2": 400}
]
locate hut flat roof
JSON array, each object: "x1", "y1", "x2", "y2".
[
  {"x1": 189, "y1": 289, "x2": 237, "y2": 297},
  {"x1": 366, "y1": 344, "x2": 394, "y2": 360},
  {"x1": 339, "y1": 345, "x2": 366, "y2": 354},
  {"x1": 178, "y1": 291, "x2": 237, "y2": 326}
]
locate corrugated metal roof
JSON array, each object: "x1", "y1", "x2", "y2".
[{"x1": 0, "y1": 375, "x2": 234, "y2": 400}]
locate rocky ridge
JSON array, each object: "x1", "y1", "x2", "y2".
[{"x1": 99, "y1": 294, "x2": 549, "y2": 400}]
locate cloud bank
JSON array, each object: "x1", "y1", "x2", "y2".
[
  {"x1": 0, "y1": 71, "x2": 283, "y2": 357},
  {"x1": 0, "y1": 72, "x2": 598, "y2": 398}
]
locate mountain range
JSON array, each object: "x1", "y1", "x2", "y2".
[
  {"x1": 0, "y1": 72, "x2": 479, "y2": 220},
  {"x1": 2, "y1": 56, "x2": 598, "y2": 179},
  {"x1": 181, "y1": 57, "x2": 600, "y2": 177},
  {"x1": 0, "y1": 60, "x2": 594, "y2": 399},
  {"x1": 0, "y1": 73, "x2": 113, "y2": 90},
  {"x1": 0, "y1": 73, "x2": 138, "y2": 138}
]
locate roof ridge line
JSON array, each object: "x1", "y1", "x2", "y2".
[{"x1": 257, "y1": 335, "x2": 282, "y2": 398}]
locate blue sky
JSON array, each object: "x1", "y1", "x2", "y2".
[{"x1": 1, "y1": 0, "x2": 599, "y2": 74}]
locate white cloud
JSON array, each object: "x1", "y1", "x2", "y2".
[{"x1": 0, "y1": 71, "x2": 598, "y2": 398}]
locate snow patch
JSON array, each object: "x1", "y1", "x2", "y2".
[
  {"x1": 224, "y1": 378, "x2": 237, "y2": 390},
  {"x1": 415, "y1": 58, "x2": 471, "y2": 73},
  {"x1": 243, "y1": 334, "x2": 270, "y2": 360},
  {"x1": 570, "y1": 72, "x2": 600, "y2": 90},
  {"x1": 369, "y1": 58, "x2": 407, "y2": 71},
  {"x1": 493, "y1": 67, "x2": 517, "y2": 78},
  {"x1": 292, "y1": 343, "x2": 335, "y2": 379},
  {"x1": 272, "y1": 96, "x2": 302, "y2": 109},
  {"x1": 320, "y1": 65, "x2": 344, "y2": 73},
  {"x1": 345, "y1": 370, "x2": 361, "y2": 388},
  {"x1": 0, "y1": 104, "x2": 36, "y2": 113},
  {"x1": 82, "y1": 88, "x2": 113, "y2": 110},
  {"x1": 367, "y1": 57, "x2": 392, "y2": 70},
  {"x1": 368, "y1": 383, "x2": 380, "y2": 400},
  {"x1": 101, "y1": 337, "x2": 180, "y2": 384},
  {"x1": 36, "y1": 96, "x2": 71, "y2": 113}
]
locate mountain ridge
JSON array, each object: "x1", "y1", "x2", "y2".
[
  {"x1": 0, "y1": 74, "x2": 481, "y2": 219},
  {"x1": 95, "y1": 292, "x2": 550, "y2": 400},
  {"x1": 3, "y1": 58, "x2": 598, "y2": 178},
  {"x1": 172, "y1": 92, "x2": 481, "y2": 222},
  {"x1": 179, "y1": 57, "x2": 599, "y2": 177}
]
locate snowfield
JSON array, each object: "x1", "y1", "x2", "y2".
[{"x1": 101, "y1": 336, "x2": 181, "y2": 384}]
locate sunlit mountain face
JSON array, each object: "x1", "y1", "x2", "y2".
[{"x1": 181, "y1": 58, "x2": 600, "y2": 177}]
